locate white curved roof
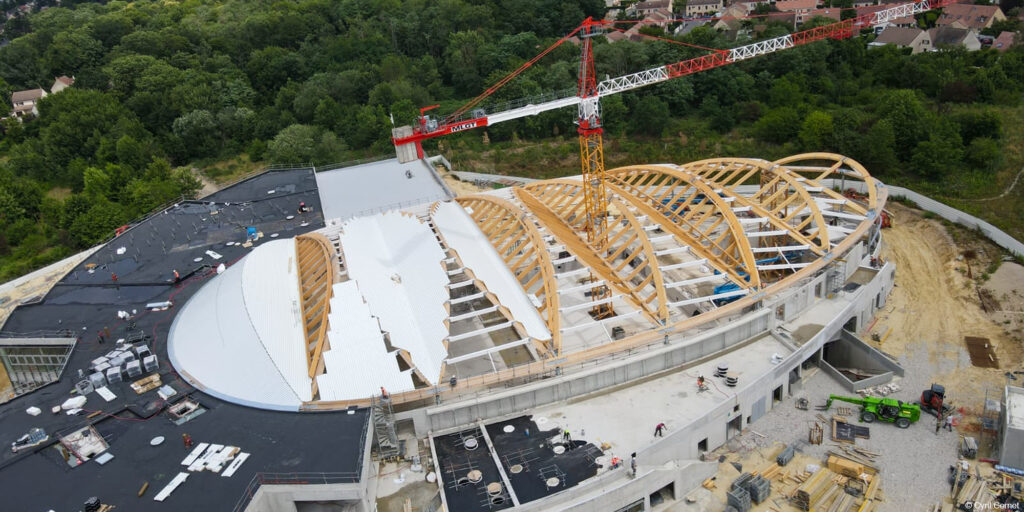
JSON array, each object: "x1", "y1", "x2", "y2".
[
  {"x1": 338, "y1": 212, "x2": 449, "y2": 384},
  {"x1": 168, "y1": 239, "x2": 310, "y2": 410}
]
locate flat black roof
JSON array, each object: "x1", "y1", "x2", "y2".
[
  {"x1": 0, "y1": 169, "x2": 371, "y2": 511},
  {"x1": 433, "y1": 416, "x2": 604, "y2": 512}
]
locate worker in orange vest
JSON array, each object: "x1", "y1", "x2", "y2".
[{"x1": 182, "y1": 433, "x2": 194, "y2": 448}]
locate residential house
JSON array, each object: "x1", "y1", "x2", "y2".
[
  {"x1": 889, "y1": 15, "x2": 918, "y2": 28},
  {"x1": 935, "y1": 3, "x2": 1005, "y2": 30},
  {"x1": 804, "y1": 7, "x2": 842, "y2": 22},
  {"x1": 775, "y1": 0, "x2": 819, "y2": 24},
  {"x1": 713, "y1": 4, "x2": 746, "y2": 31},
  {"x1": 852, "y1": 0, "x2": 874, "y2": 7},
  {"x1": 686, "y1": 0, "x2": 723, "y2": 17},
  {"x1": 992, "y1": 31, "x2": 1015, "y2": 51},
  {"x1": 644, "y1": 8, "x2": 674, "y2": 27},
  {"x1": 675, "y1": 19, "x2": 710, "y2": 35},
  {"x1": 10, "y1": 88, "x2": 46, "y2": 118},
  {"x1": 928, "y1": 26, "x2": 982, "y2": 51},
  {"x1": 606, "y1": 24, "x2": 645, "y2": 42},
  {"x1": 50, "y1": 75, "x2": 74, "y2": 94},
  {"x1": 631, "y1": 0, "x2": 673, "y2": 16},
  {"x1": 764, "y1": 12, "x2": 798, "y2": 27},
  {"x1": 869, "y1": 26, "x2": 932, "y2": 53}
]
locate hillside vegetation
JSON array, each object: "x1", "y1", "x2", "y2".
[{"x1": 0, "y1": 0, "x2": 1022, "y2": 280}]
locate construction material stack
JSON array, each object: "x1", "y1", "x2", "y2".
[{"x1": 726, "y1": 485, "x2": 751, "y2": 512}]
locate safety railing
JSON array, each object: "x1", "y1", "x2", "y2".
[
  {"x1": 315, "y1": 154, "x2": 394, "y2": 172},
  {"x1": 323, "y1": 194, "x2": 452, "y2": 224},
  {"x1": 231, "y1": 471, "x2": 363, "y2": 512}
]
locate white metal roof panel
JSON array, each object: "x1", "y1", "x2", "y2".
[
  {"x1": 167, "y1": 255, "x2": 302, "y2": 409},
  {"x1": 432, "y1": 201, "x2": 551, "y2": 341},
  {"x1": 240, "y1": 239, "x2": 312, "y2": 401},
  {"x1": 315, "y1": 158, "x2": 450, "y2": 221},
  {"x1": 338, "y1": 212, "x2": 449, "y2": 383}
]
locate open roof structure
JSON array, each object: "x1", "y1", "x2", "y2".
[{"x1": 162, "y1": 152, "x2": 881, "y2": 411}]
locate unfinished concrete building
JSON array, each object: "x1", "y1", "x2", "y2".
[{"x1": 0, "y1": 152, "x2": 897, "y2": 512}]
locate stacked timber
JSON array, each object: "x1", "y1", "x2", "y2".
[
  {"x1": 954, "y1": 474, "x2": 995, "y2": 509},
  {"x1": 794, "y1": 469, "x2": 831, "y2": 510}
]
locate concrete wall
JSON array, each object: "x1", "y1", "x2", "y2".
[
  {"x1": 836, "y1": 330, "x2": 904, "y2": 378},
  {"x1": 420, "y1": 309, "x2": 772, "y2": 434},
  {"x1": 513, "y1": 460, "x2": 717, "y2": 512},
  {"x1": 632, "y1": 259, "x2": 895, "y2": 469},
  {"x1": 246, "y1": 484, "x2": 367, "y2": 512},
  {"x1": 817, "y1": 330, "x2": 903, "y2": 392},
  {"x1": 1001, "y1": 386, "x2": 1024, "y2": 470}
]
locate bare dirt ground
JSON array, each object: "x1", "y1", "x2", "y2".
[
  {"x1": 192, "y1": 168, "x2": 220, "y2": 197},
  {"x1": 868, "y1": 203, "x2": 1023, "y2": 419},
  {"x1": 435, "y1": 164, "x2": 490, "y2": 196}
]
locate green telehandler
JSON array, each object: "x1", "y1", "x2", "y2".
[{"x1": 821, "y1": 394, "x2": 921, "y2": 428}]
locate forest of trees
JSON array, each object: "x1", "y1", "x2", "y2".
[{"x1": 0, "y1": 0, "x2": 1021, "y2": 280}]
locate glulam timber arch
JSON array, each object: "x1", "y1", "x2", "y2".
[
  {"x1": 602, "y1": 166, "x2": 761, "y2": 290},
  {"x1": 516, "y1": 180, "x2": 670, "y2": 324},
  {"x1": 300, "y1": 153, "x2": 886, "y2": 410},
  {"x1": 454, "y1": 196, "x2": 563, "y2": 355},
  {"x1": 673, "y1": 158, "x2": 832, "y2": 254},
  {"x1": 773, "y1": 153, "x2": 878, "y2": 214},
  {"x1": 295, "y1": 232, "x2": 340, "y2": 398}
]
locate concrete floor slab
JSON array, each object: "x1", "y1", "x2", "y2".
[{"x1": 531, "y1": 334, "x2": 793, "y2": 465}]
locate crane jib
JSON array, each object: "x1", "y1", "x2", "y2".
[
  {"x1": 391, "y1": 0, "x2": 957, "y2": 150},
  {"x1": 450, "y1": 119, "x2": 487, "y2": 133}
]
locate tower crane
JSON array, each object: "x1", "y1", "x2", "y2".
[{"x1": 391, "y1": 0, "x2": 956, "y2": 316}]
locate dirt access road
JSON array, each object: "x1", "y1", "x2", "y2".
[{"x1": 869, "y1": 203, "x2": 1023, "y2": 422}]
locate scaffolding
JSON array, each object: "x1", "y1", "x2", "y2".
[
  {"x1": 371, "y1": 394, "x2": 400, "y2": 460},
  {"x1": 980, "y1": 387, "x2": 1001, "y2": 459}
]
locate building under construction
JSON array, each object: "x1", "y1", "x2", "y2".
[{"x1": 0, "y1": 149, "x2": 900, "y2": 512}]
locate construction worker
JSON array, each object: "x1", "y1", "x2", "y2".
[
  {"x1": 111, "y1": 272, "x2": 118, "y2": 283},
  {"x1": 697, "y1": 375, "x2": 707, "y2": 391},
  {"x1": 654, "y1": 422, "x2": 666, "y2": 437},
  {"x1": 945, "y1": 414, "x2": 955, "y2": 432},
  {"x1": 935, "y1": 412, "x2": 943, "y2": 435},
  {"x1": 563, "y1": 428, "x2": 571, "y2": 443},
  {"x1": 97, "y1": 331, "x2": 105, "y2": 344},
  {"x1": 182, "y1": 433, "x2": 193, "y2": 448},
  {"x1": 630, "y1": 453, "x2": 637, "y2": 478},
  {"x1": 380, "y1": 386, "x2": 389, "y2": 400},
  {"x1": 173, "y1": 269, "x2": 180, "y2": 283}
]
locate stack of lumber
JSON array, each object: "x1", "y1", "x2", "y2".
[
  {"x1": 827, "y1": 449, "x2": 879, "y2": 475},
  {"x1": 794, "y1": 469, "x2": 834, "y2": 511},
  {"x1": 858, "y1": 474, "x2": 882, "y2": 512},
  {"x1": 954, "y1": 474, "x2": 995, "y2": 509},
  {"x1": 130, "y1": 374, "x2": 162, "y2": 395}
]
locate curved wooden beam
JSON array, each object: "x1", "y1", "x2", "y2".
[
  {"x1": 604, "y1": 166, "x2": 761, "y2": 290},
  {"x1": 514, "y1": 186, "x2": 663, "y2": 325},
  {"x1": 670, "y1": 158, "x2": 832, "y2": 254},
  {"x1": 453, "y1": 196, "x2": 562, "y2": 355},
  {"x1": 302, "y1": 154, "x2": 888, "y2": 410},
  {"x1": 295, "y1": 232, "x2": 339, "y2": 392},
  {"x1": 614, "y1": 197, "x2": 670, "y2": 323},
  {"x1": 772, "y1": 153, "x2": 878, "y2": 213}
]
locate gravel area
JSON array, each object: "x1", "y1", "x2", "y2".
[{"x1": 720, "y1": 364, "x2": 963, "y2": 512}]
